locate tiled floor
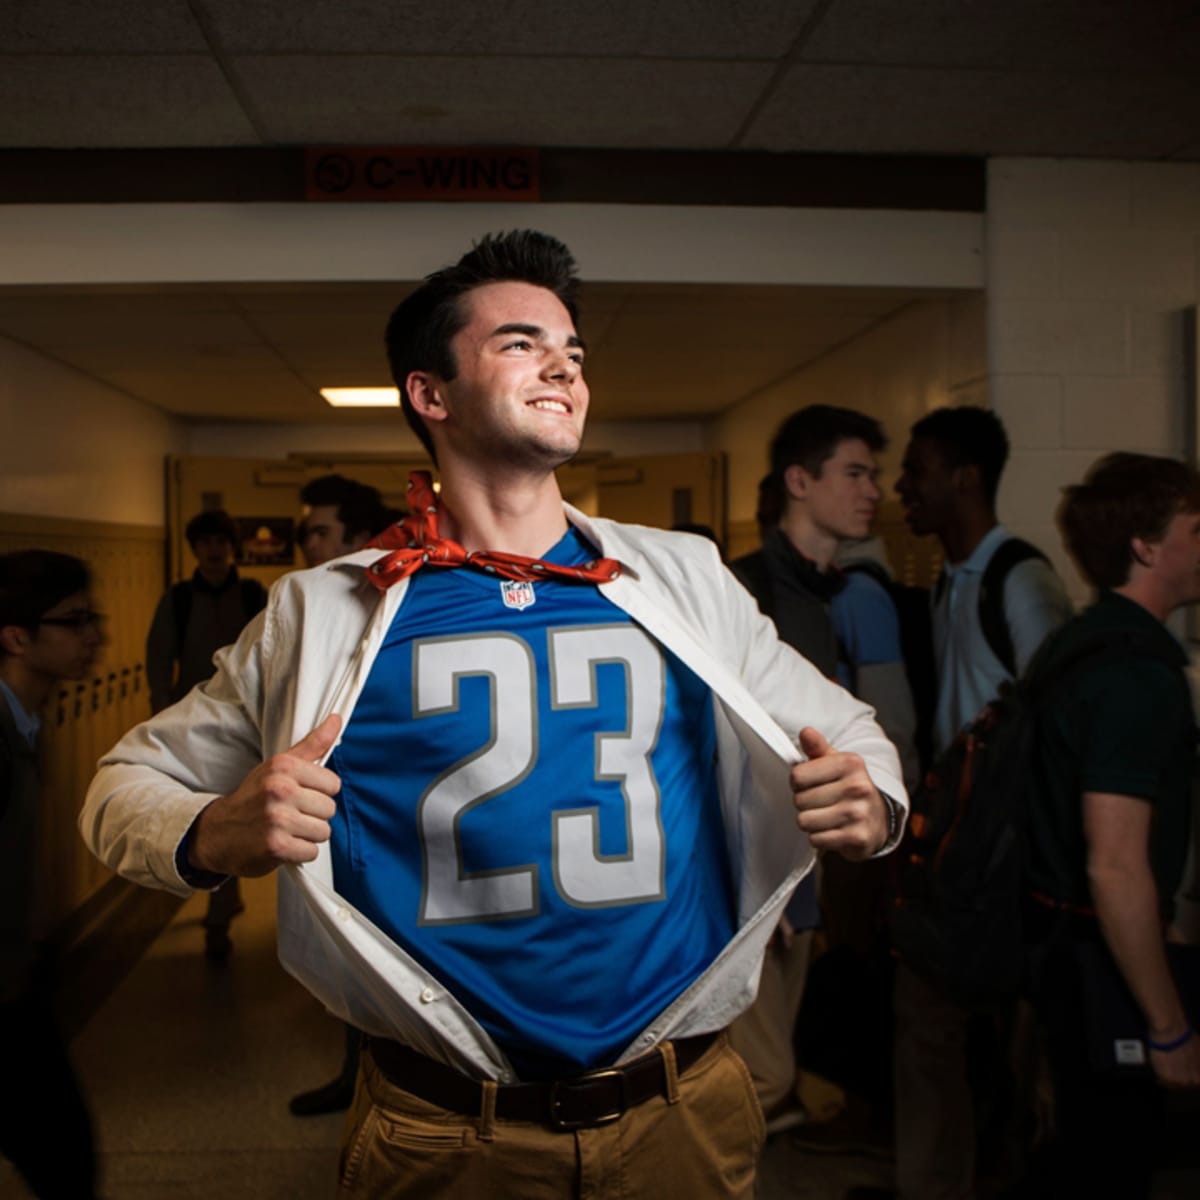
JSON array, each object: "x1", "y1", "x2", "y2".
[{"x1": 0, "y1": 876, "x2": 1194, "y2": 1199}]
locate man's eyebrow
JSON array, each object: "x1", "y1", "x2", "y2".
[{"x1": 491, "y1": 323, "x2": 587, "y2": 352}]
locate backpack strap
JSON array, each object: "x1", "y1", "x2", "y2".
[
  {"x1": 734, "y1": 550, "x2": 777, "y2": 625},
  {"x1": 1023, "y1": 627, "x2": 1180, "y2": 704},
  {"x1": 978, "y1": 537, "x2": 1048, "y2": 676},
  {"x1": 169, "y1": 579, "x2": 193, "y2": 644}
]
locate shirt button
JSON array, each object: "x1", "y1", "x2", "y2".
[
  {"x1": 419, "y1": 987, "x2": 436, "y2": 1004},
  {"x1": 336, "y1": 906, "x2": 351, "y2": 922}
]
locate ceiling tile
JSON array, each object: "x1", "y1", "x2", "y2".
[
  {"x1": 802, "y1": 0, "x2": 1196, "y2": 71},
  {"x1": 0, "y1": 57, "x2": 258, "y2": 147},
  {"x1": 207, "y1": 0, "x2": 814, "y2": 59},
  {"x1": 0, "y1": 310, "x2": 263, "y2": 348},
  {"x1": 744, "y1": 64, "x2": 1200, "y2": 158},
  {"x1": 236, "y1": 55, "x2": 772, "y2": 147},
  {"x1": 0, "y1": 0, "x2": 207, "y2": 53}
]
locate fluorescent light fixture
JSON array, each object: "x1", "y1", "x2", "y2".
[{"x1": 320, "y1": 387, "x2": 400, "y2": 408}]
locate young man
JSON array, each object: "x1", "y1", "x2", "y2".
[
  {"x1": 1, "y1": 551, "x2": 102, "y2": 1200},
  {"x1": 144, "y1": 508, "x2": 267, "y2": 960},
  {"x1": 886, "y1": 406, "x2": 1072, "y2": 1200},
  {"x1": 896, "y1": 407, "x2": 1072, "y2": 754},
  {"x1": 1023, "y1": 452, "x2": 1200, "y2": 1195},
  {"x1": 299, "y1": 474, "x2": 395, "y2": 567},
  {"x1": 730, "y1": 406, "x2": 919, "y2": 1132},
  {"x1": 82, "y1": 231, "x2": 906, "y2": 1199}
]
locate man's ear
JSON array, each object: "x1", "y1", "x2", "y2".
[
  {"x1": 406, "y1": 371, "x2": 448, "y2": 427},
  {"x1": 1130, "y1": 535, "x2": 1155, "y2": 570},
  {"x1": 783, "y1": 463, "x2": 811, "y2": 501},
  {"x1": 0, "y1": 624, "x2": 30, "y2": 657},
  {"x1": 953, "y1": 462, "x2": 983, "y2": 497}
]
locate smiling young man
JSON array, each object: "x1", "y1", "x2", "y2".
[
  {"x1": 1, "y1": 551, "x2": 102, "y2": 1200},
  {"x1": 82, "y1": 232, "x2": 906, "y2": 1199}
]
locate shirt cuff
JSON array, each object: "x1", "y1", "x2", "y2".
[
  {"x1": 174, "y1": 815, "x2": 230, "y2": 891},
  {"x1": 872, "y1": 789, "x2": 907, "y2": 857}
]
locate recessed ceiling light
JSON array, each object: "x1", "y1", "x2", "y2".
[{"x1": 320, "y1": 387, "x2": 400, "y2": 408}]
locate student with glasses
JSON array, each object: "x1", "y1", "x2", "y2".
[{"x1": 0, "y1": 549, "x2": 103, "y2": 1200}]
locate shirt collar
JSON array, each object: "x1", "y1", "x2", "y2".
[
  {"x1": 0, "y1": 678, "x2": 40, "y2": 748},
  {"x1": 947, "y1": 523, "x2": 1010, "y2": 577}
]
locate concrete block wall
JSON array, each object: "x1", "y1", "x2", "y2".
[
  {"x1": 713, "y1": 293, "x2": 987, "y2": 529},
  {"x1": 987, "y1": 158, "x2": 1200, "y2": 603}
]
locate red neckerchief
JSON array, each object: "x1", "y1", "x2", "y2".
[{"x1": 363, "y1": 471, "x2": 623, "y2": 592}]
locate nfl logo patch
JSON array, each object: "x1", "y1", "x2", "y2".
[{"x1": 500, "y1": 579, "x2": 536, "y2": 611}]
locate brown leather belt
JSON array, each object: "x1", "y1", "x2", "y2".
[{"x1": 366, "y1": 1031, "x2": 719, "y2": 1130}]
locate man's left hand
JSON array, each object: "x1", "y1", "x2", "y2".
[{"x1": 790, "y1": 726, "x2": 888, "y2": 861}]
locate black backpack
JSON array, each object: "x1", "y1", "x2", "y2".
[
  {"x1": 888, "y1": 628, "x2": 1175, "y2": 1007},
  {"x1": 935, "y1": 536, "x2": 1048, "y2": 675}
]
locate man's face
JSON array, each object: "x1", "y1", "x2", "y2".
[
  {"x1": 192, "y1": 533, "x2": 234, "y2": 576},
  {"x1": 23, "y1": 590, "x2": 104, "y2": 683},
  {"x1": 793, "y1": 438, "x2": 881, "y2": 541},
  {"x1": 1148, "y1": 508, "x2": 1200, "y2": 609},
  {"x1": 300, "y1": 504, "x2": 363, "y2": 567},
  {"x1": 896, "y1": 435, "x2": 958, "y2": 537},
  {"x1": 421, "y1": 280, "x2": 588, "y2": 471}
]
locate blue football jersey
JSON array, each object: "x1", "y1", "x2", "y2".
[{"x1": 329, "y1": 526, "x2": 735, "y2": 1078}]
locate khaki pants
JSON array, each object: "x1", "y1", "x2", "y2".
[
  {"x1": 337, "y1": 1034, "x2": 765, "y2": 1199},
  {"x1": 728, "y1": 927, "x2": 813, "y2": 1112}
]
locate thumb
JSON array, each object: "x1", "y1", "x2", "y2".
[
  {"x1": 798, "y1": 726, "x2": 831, "y2": 760},
  {"x1": 287, "y1": 712, "x2": 343, "y2": 762}
]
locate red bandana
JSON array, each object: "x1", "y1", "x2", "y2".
[{"x1": 363, "y1": 471, "x2": 623, "y2": 592}]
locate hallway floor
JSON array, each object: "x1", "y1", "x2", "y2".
[{"x1": 0, "y1": 875, "x2": 1193, "y2": 1199}]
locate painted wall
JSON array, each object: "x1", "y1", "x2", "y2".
[
  {"x1": 988, "y1": 158, "x2": 1200, "y2": 603},
  {"x1": 0, "y1": 333, "x2": 182, "y2": 526},
  {"x1": 712, "y1": 293, "x2": 987, "y2": 528}
]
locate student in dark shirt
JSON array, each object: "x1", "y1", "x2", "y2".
[{"x1": 145, "y1": 509, "x2": 266, "y2": 960}]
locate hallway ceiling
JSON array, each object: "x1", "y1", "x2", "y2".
[
  {"x1": 3, "y1": 0, "x2": 1196, "y2": 159},
  {"x1": 1, "y1": 1, "x2": 1194, "y2": 426},
  {"x1": 0, "y1": 282, "x2": 936, "y2": 423}
]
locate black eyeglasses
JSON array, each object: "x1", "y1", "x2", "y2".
[{"x1": 37, "y1": 611, "x2": 106, "y2": 632}]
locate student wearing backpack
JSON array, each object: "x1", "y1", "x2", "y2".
[
  {"x1": 731, "y1": 405, "x2": 918, "y2": 1136},
  {"x1": 145, "y1": 508, "x2": 267, "y2": 960},
  {"x1": 879, "y1": 407, "x2": 1072, "y2": 1200},
  {"x1": 1020, "y1": 452, "x2": 1200, "y2": 1196}
]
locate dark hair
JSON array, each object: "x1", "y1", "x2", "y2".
[
  {"x1": 1058, "y1": 452, "x2": 1200, "y2": 589},
  {"x1": 185, "y1": 509, "x2": 239, "y2": 553},
  {"x1": 769, "y1": 405, "x2": 886, "y2": 480},
  {"x1": 300, "y1": 474, "x2": 393, "y2": 540},
  {"x1": 755, "y1": 472, "x2": 785, "y2": 538},
  {"x1": 910, "y1": 407, "x2": 1009, "y2": 504},
  {"x1": 0, "y1": 550, "x2": 91, "y2": 641},
  {"x1": 385, "y1": 230, "x2": 581, "y2": 461}
]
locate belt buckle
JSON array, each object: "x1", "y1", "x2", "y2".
[{"x1": 548, "y1": 1068, "x2": 627, "y2": 1130}]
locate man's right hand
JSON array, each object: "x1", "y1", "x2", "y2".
[{"x1": 188, "y1": 714, "x2": 343, "y2": 877}]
